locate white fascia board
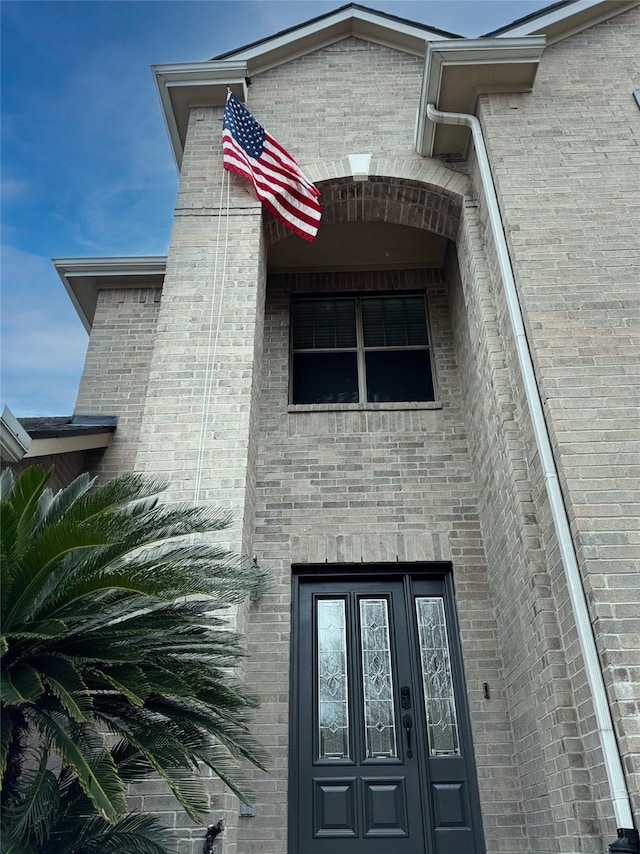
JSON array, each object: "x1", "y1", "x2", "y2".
[
  {"x1": 153, "y1": 61, "x2": 248, "y2": 169},
  {"x1": 53, "y1": 256, "x2": 167, "y2": 332},
  {"x1": 53, "y1": 257, "x2": 167, "y2": 277},
  {"x1": 347, "y1": 7, "x2": 452, "y2": 43},
  {"x1": 495, "y1": 0, "x2": 638, "y2": 42},
  {"x1": 416, "y1": 36, "x2": 545, "y2": 156},
  {"x1": 426, "y1": 37, "x2": 546, "y2": 64},
  {"x1": 227, "y1": 7, "x2": 451, "y2": 67}
]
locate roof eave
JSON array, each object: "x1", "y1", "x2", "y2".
[
  {"x1": 23, "y1": 432, "x2": 115, "y2": 459},
  {"x1": 214, "y1": 3, "x2": 460, "y2": 61},
  {"x1": 152, "y1": 7, "x2": 460, "y2": 170},
  {"x1": 53, "y1": 256, "x2": 167, "y2": 331},
  {"x1": 152, "y1": 61, "x2": 248, "y2": 169},
  {"x1": 486, "y1": 0, "x2": 638, "y2": 44},
  {"x1": 219, "y1": 7, "x2": 458, "y2": 72},
  {"x1": 415, "y1": 36, "x2": 546, "y2": 157}
]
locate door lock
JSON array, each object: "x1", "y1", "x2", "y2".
[{"x1": 401, "y1": 685, "x2": 412, "y2": 709}]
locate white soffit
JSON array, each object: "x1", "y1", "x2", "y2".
[
  {"x1": 153, "y1": 61, "x2": 248, "y2": 169},
  {"x1": 54, "y1": 257, "x2": 166, "y2": 332},
  {"x1": 488, "y1": 0, "x2": 638, "y2": 44},
  {"x1": 24, "y1": 433, "x2": 114, "y2": 459},
  {"x1": 416, "y1": 37, "x2": 546, "y2": 157}
]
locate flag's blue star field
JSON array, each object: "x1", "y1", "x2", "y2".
[{"x1": 223, "y1": 94, "x2": 265, "y2": 157}]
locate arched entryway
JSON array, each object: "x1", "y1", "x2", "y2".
[{"x1": 259, "y1": 172, "x2": 485, "y2": 854}]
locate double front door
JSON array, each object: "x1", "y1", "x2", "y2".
[{"x1": 290, "y1": 573, "x2": 485, "y2": 854}]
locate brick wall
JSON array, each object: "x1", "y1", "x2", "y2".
[
  {"x1": 131, "y1": 106, "x2": 267, "y2": 853},
  {"x1": 75, "y1": 286, "x2": 161, "y2": 479},
  {"x1": 243, "y1": 267, "x2": 528, "y2": 854},
  {"x1": 449, "y1": 206, "x2": 608, "y2": 851},
  {"x1": 479, "y1": 4, "x2": 640, "y2": 829}
]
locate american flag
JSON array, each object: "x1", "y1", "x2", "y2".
[{"x1": 222, "y1": 93, "x2": 321, "y2": 242}]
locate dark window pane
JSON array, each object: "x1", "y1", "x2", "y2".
[
  {"x1": 361, "y1": 298, "x2": 388, "y2": 347},
  {"x1": 403, "y1": 297, "x2": 430, "y2": 345},
  {"x1": 362, "y1": 297, "x2": 428, "y2": 347},
  {"x1": 365, "y1": 350, "x2": 434, "y2": 402},
  {"x1": 292, "y1": 353, "x2": 359, "y2": 404},
  {"x1": 292, "y1": 301, "x2": 315, "y2": 349},
  {"x1": 292, "y1": 299, "x2": 356, "y2": 349},
  {"x1": 333, "y1": 300, "x2": 357, "y2": 348}
]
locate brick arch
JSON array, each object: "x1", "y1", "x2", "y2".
[{"x1": 264, "y1": 163, "x2": 470, "y2": 246}]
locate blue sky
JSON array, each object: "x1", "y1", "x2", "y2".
[{"x1": 1, "y1": 0, "x2": 551, "y2": 416}]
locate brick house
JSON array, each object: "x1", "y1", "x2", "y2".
[{"x1": 6, "y1": 2, "x2": 639, "y2": 852}]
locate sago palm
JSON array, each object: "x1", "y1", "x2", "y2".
[{"x1": 0, "y1": 465, "x2": 268, "y2": 852}]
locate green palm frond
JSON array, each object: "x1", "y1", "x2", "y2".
[
  {"x1": 0, "y1": 831, "x2": 37, "y2": 854},
  {"x1": 61, "y1": 812, "x2": 176, "y2": 854},
  {"x1": 0, "y1": 708, "x2": 13, "y2": 785},
  {"x1": 32, "y1": 473, "x2": 94, "y2": 534},
  {"x1": 34, "y1": 657, "x2": 93, "y2": 722},
  {"x1": 1, "y1": 666, "x2": 44, "y2": 704},
  {"x1": 4, "y1": 467, "x2": 52, "y2": 555},
  {"x1": 109, "y1": 741, "x2": 158, "y2": 785},
  {"x1": 4, "y1": 619, "x2": 68, "y2": 640},
  {"x1": 0, "y1": 466, "x2": 15, "y2": 500},
  {"x1": 1, "y1": 750, "x2": 60, "y2": 846},
  {"x1": 3, "y1": 761, "x2": 175, "y2": 854},
  {"x1": 4, "y1": 526, "x2": 127, "y2": 632},
  {"x1": 1, "y1": 464, "x2": 270, "y2": 849},
  {"x1": 1, "y1": 509, "x2": 18, "y2": 618},
  {"x1": 146, "y1": 694, "x2": 269, "y2": 769},
  {"x1": 94, "y1": 720, "x2": 210, "y2": 822},
  {"x1": 90, "y1": 664, "x2": 150, "y2": 707},
  {"x1": 24, "y1": 707, "x2": 126, "y2": 822}
]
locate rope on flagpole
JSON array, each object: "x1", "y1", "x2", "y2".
[{"x1": 193, "y1": 163, "x2": 231, "y2": 508}]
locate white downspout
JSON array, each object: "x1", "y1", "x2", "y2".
[{"x1": 425, "y1": 104, "x2": 636, "y2": 836}]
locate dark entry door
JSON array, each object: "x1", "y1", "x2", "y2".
[{"x1": 290, "y1": 574, "x2": 484, "y2": 854}]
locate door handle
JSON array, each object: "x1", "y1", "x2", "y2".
[{"x1": 403, "y1": 713, "x2": 413, "y2": 758}]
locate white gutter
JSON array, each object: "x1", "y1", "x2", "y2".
[
  {"x1": 415, "y1": 36, "x2": 545, "y2": 158},
  {"x1": 425, "y1": 104, "x2": 636, "y2": 837},
  {"x1": 0, "y1": 406, "x2": 31, "y2": 462}
]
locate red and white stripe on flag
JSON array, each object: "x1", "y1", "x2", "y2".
[{"x1": 222, "y1": 107, "x2": 320, "y2": 242}]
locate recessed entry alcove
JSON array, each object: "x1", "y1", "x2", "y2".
[{"x1": 263, "y1": 176, "x2": 467, "y2": 409}]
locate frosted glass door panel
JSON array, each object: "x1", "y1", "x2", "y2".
[
  {"x1": 415, "y1": 597, "x2": 460, "y2": 755},
  {"x1": 359, "y1": 598, "x2": 397, "y2": 759},
  {"x1": 317, "y1": 599, "x2": 350, "y2": 759}
]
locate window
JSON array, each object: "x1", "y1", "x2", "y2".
[{"x1": 291, "y1": 294, "x2": 435, "y2": 404}]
